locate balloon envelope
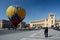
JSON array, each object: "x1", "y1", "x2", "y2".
[{"x1": 6, "y1": 5, "x2": 26, "y2": 27}]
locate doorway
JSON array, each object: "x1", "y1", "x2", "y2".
[{"x1": 51, "y1": 25, "x2": 54, "y2": 28}]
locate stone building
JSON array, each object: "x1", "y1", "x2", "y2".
[
  {"x1": 0, "y1": 20, "x2": 26, "y2": 29},
  {"x1": 30, "y1": 13, "x2": 60, "y2": 28},
  {"x1": 0, "y1": 20, "x2": 13, "y2": 28}
]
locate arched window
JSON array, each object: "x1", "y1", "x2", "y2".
[
  {"x1": 33, "y1": 24, "x2": 35, "y2": 26},
  {"x1": 51, "y1": 20, "x2": 53, "y2": 24},
  {"x1": 51, "y1": 17, "x2": 53, "y2": 19},
  {"x1": 35, "y1": 24, "x2": 36, "y2": 27}
]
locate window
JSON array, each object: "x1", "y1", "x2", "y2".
[
  {"x1": 50, "y1": 15, "x2": 54, "y2": 16},
  {"x1": 51, "y1": 17, "x2": 53, "y2": 19},
  {"x1": 51, "y1": 20, "x2": 53, "y2": 24},
  {"x1": 37, "y1": 24, "x2": 38, "y2": 26},
  {"x1": 35, "y1": 24, "x2": 36, "y2": 27},
  {"x1": 46, "y1": 19, "x2": 48, "y2": 21},
  {"x1": 33, "y1": 24, "x2": 35, "y2": 26}
]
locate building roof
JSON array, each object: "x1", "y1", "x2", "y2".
[{"x1": 31, "y1": 19, "x2": 45, "y2": 23}]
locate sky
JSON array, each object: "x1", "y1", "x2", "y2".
[{"x1": 0, "y1": 0, "x2": 60, "y2": 23}]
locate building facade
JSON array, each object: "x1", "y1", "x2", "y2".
[
  {"x1": 0, "y1": 20, "x2": 13, "y2": 28},
  {"x1": 30, "y1": 13, "x2": 60, "y2": 28},
  {"x1": 0, "y1": 20, "x2": 27, "y2": 29}
]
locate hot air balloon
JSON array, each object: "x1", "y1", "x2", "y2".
[{"x1": 6, "y1": 5, "x2": 26, "y2": 30}]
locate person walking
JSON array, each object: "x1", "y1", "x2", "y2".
[{"x1": 44, "y1": 27, "x2": 48, "y2": 37}]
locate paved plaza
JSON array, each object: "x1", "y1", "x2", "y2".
[{"x1": 0, "y1": 29, "x2": 60, "y2": 40}]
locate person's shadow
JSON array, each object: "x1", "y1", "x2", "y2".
[
  {"x1": 48, "y1": 35, "x2": 53, "y2": 37},
  {"x1": 45, "y1": 34, "x2": 53, "y2": 38},
  {"x1": 46, "y1": 34, "x2": 54, "y2": 38}
]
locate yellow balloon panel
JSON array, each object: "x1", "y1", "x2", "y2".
[
  {"x1": 17, "y1": 8, "x2": 26, "y2": 19},
  {"x1": 6, "y1": 6, "x2": 17, "y2": 18}
]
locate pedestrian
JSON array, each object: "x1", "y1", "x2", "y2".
[{"x1": 44, "y1": 27, "x2": 48, "y2": 37}]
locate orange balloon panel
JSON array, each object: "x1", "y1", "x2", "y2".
[{"x1": 17, "y1": 8, "x2": 26, "y2": 19}]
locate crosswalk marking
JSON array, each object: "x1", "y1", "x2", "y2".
[
  {"x1": 29, "y1": 30, "x2": 44, "y2": 37},
  {"x1": 20, "y1": 38, "x2": 44, "y2": 40}
]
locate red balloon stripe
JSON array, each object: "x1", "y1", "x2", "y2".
[
  {"x1": 11, "y1": 17, "x2": 20, "y2": 24},
  {"x1": 15, "y1": 17, "x2": 20, "y2": 23}
]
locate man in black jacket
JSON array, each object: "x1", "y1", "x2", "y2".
[{"x1": 44, "y1": 27, "x2": 48, "y2": 37}]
